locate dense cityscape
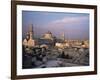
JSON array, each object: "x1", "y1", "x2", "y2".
[{"x1": 22, "y1": 24, "x2": 89, "y2": 69}]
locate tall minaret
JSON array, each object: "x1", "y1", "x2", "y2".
[
  {"x1": 61, "y1": 32, "x2": 65, "y2": 41},
  {"x1": 29, "y1": 24, "x2": 34, "y2": 39}
]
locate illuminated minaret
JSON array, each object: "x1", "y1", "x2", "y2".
[
  {"x1": 29, "y1": 24, "x2": 34, "y2": 39},
  {"x1": 28, "y1": 24, "x2": 35, "y2": 47},
  {"x1": 23, "y1": 24, "x2": 36, "y2": 48}
]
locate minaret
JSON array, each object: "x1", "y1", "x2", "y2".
[
  {"x1": 27, "y1": 24, "x2": 35, "y2": 47},
  {"x1": 29, "y1": 24, "x2": 34, "y2": 39},
  {"x1": 61, "y1": 32, "x2": 65, "y2": 41}
]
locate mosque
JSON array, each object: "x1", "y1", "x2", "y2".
[
  {"x1": 41, "y1": 31, "x2": 54, "y2": 40},
  {"x1": 22, "y1": 24, "x2": 55, "y2": 48},
  {"x1": 22, "y1": 24, "x2": 66, "y2": 48}
]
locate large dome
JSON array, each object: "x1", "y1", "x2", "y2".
[{"x1": 42, "y1": 31, "x2": 53, "y2": 40}]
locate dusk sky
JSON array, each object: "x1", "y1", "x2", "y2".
[{"x1": 22, "y1": 11, "x2": 89, "y2": 40}]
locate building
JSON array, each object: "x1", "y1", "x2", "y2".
[
  {"x1": 41, "y1": 31, "x2": 53, "y2": 40},
  {"x1": 23, "y1": 24, "x2": 36, "y2": 48}
]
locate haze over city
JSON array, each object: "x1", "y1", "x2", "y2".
[{"x1": 22, "y1": 11, "x2": 89, "y2": 40}]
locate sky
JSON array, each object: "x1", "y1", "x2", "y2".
[{"x1": 22, "y1": 11, "x2": 89, "y2": 40}]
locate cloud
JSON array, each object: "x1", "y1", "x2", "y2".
[
  {"x1": 41, "y1": 16, "x2": 89, "y2": 39},
  {"x1": 49, "y1": 16, "x2": 88, "y2": 26},
  {"x1": 44, "y1": 16, "x2": 89, "y2": 32}
]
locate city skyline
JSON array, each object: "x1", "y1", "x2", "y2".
[{"x1": 22, "y1": 11, "x2": 89, "y2": 40}]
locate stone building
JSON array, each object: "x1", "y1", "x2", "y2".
[
  {"x1": 23, "y1": 24, "x2": 36, "y2": 48},
  {"x1": 41, "y1": 31, "x2": 53, "y2": 40}
]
